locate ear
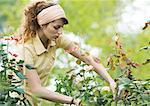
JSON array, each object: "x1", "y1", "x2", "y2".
[{"x1": 40, "y1": 25, "x2": 46, "y2": 30}]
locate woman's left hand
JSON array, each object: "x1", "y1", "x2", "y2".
[{"x1": 109, "y1": 80, "x2": 117, "y2": 100}]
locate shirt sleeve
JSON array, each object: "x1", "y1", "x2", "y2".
[
  {"x1": 24, "y1": 47, "x2": 35, "y2": 71},
  {"x1": 56, "y1": 34, "x2": 73, "y2": 49},
  {"x1": 8, "y1": 42, "x2": 35, "y2": 72}
]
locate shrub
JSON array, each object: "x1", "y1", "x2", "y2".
[
  {"x1": 54, "y1": 35, "x2": 150, "y2": 106},
  {"x1": 0, "y1": 40, "x2": 31, "y2": 106}
]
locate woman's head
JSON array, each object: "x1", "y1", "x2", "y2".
[
  {"x1": 41, "y1": 18, "x2": 65, "y2": 41},
  {"x1": 20, "y1": 0, "x2": 68, "y2": 42}
]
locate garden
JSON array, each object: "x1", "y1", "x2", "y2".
[{"x1": 0, "y1": 0, "x2": 150, "y2": 106}]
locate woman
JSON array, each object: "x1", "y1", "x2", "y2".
[{"x1": 12, "y1": 0, "x2": 116, "y2": 106}]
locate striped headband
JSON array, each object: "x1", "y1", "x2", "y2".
[{"x1": 37, "y1": 5, "x2": 68, "y2": 26}]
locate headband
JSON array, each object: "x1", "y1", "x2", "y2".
[{"x1": 37, "y1": 5, "x2": 68, "y2": 26}]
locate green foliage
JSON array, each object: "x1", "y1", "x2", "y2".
[
  {"x1": 55, "y1": 62, "x2": 108, "y2": 106},
  {"x1": 0, "y1": 0, "x2": 148, "y2": 79},
  {"x1": 0, "y1": 0, "x2": 149, "y2": 105},
  {"x1": 0, "y1": 0, "x2": 28, "y2": 32},
  {"x1": 54, "y1": 36, "x2": 150, "y2": 106},
  {"x1": 0, "y1": 42, "x2": 31, "y2": 106},
  {"x1": 60, "y1": 0, "x2": 117, "y2": 36}
]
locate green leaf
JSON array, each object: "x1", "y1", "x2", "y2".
[
  {"x1": 120, "y1": 78, "x2": 132, "y2": 85},
  {"x1": 14, "y1": 71, "x2": 27, "y2": 79},
  {"x1": 17, "y1": 60, "x2": 24, "y2": 64},
  {"x1": 118, "y1": 84, "x2": 126, "y2": 90},
  {"x1": 139, "y1": 46, "x2": 150, "y2": 51},
  {"x1": 0, "y1": 44, "x2": 7, "y2": 47},
  {"x1": 76, "y1": 59, "x2": 81, "y2": 65},
  {"x1": 14, "y1": 88, "x2": 25, "y2": 94},
  {"x1": 142, "y1": 59, "x2": 150, "y2": 65},
  {"x1": 25, "y1": 64, "x2": 35, "y2": 70},
  {"x1": 94, "y1": 90, "x2": 100, "y2": 96},
  {"x1": 132, "y1": 81, "x2": 149, "y2": 85}
]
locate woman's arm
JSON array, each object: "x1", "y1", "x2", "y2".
[
  {"x1": 65, "y1": 42, "x2": 116, "y2": 97},
  {"x1": 26, "y1": 69, "x2": 80, "y2": 105}
]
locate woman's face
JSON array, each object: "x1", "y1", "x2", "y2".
[{"x1": 42, "y1": 19, "x2": 64, "y2": 41}]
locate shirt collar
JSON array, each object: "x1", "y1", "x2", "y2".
[{"x1": 33, "y1": 35, "x2": 56, "y2": 55}]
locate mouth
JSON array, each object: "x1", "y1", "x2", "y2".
[
  {"x1": 54, "y1": 35, "x2": 60, "y2": 39},
  {"x1": 52, "y1": 36, "x2": 59, "y2": 40}
]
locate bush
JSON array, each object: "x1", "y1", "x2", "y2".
[
  {"x1": 0, "y1": 41, "x2": 31, "y2": 106},
  {"x1": 54, "y1": 35, "x2": 150, "y2": 106}
]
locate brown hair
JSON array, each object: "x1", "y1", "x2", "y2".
[{"x1": 19, "y1": 0, "x2": 56, "y2": 42}]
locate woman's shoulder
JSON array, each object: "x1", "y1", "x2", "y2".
[{"x1": 1, "y1": 35, "x2": 34, "y2": 53}]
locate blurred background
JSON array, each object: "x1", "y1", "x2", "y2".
[{"x1": 0, "y1": 0, "x2": 149, "y2": 105}]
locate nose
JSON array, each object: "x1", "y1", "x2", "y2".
[{"x1": 58, "y1": 28, "x2": 62, "y2": 35}]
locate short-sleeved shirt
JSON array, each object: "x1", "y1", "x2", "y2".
[
  {"x1": 8, "y1": 34, "x2": 72, "y2": 106},
  {"x1": 23, "y1": 34, "x2": 72, "y2": 86}
]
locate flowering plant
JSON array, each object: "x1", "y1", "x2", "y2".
[
  {"x1": 54, "y1": 35, "x2": 150, "y2": 106},
  {"x1": 0, "y1": 38, "x2": 31, "y2": 106}
]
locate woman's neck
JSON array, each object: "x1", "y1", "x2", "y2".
[{"x1": 38, "y1": 30, "x2": 49, "y2": 49}]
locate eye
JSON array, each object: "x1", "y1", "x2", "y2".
[
  {"x1": 53, "y1": 25, "x2": 64, "y2": 30},
  {"x1": 53, "y1": 26, "x2": 61, "y2": 30}
]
